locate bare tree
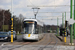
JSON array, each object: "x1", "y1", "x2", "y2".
[
  {"x1": 19, "y1": 14, "x2": 24, "y2": 32},
  {"x1": 19, "y1": 14, "x2": 24, "y2": 23}
]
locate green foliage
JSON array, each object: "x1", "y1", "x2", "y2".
[
  {"x1": 17, "y1": 33, "x2": 22, "y2": 35},
  {"x1": 55, "y1": 34, "x2": 60, "y2": 36}
]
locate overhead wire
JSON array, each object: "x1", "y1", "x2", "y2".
[
  {"x1": 29, "y1": 0, "x2": 38, "y2": 8},
  {"x1": 28, "y1": 0, "x2": 69, "y2": 23}
]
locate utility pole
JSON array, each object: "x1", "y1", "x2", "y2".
[
  {"x1": 65, "y1": 12, "x2": 66, "y2": 21},
  {"x1": 3, "y1": 11, "x2": 5, "y2": 32},
  {"x1": 70, "y1": 0, "x2": 73, "y2": 45},
  {"x1": 62, "y1": 13, "x2": 64, "y2": 28},
  {"x1": 57, "y1": 17, "x2": 59, "y2": 35},
  {"x1": 11, "y1": 0, "x2": 13, "y2": 43},
  {"x1": 64, "y1": 12, "x2": 67, "y2": 43},
  {"x1": 50, "y1": 27, "x2": 51, "y2": 33},
  {"x1": 74, "y1": 0, "x2": 75, "y2": 39}
]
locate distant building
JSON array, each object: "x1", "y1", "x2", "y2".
[{"x1": 43, "y1": 25, "x2": 59, "y2": 33}]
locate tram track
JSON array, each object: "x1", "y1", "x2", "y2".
[
  {"x1": 3, "y1": 34, "x2": 49, "y2": 50},
  {"x1": 6, "y1": 34, "x2": 46, "y2": 50},
  {"x1": 38, "y1": 33, "x2": 58, "y2": 50},
  {"x1": 28, "y1": 34, "x2": 49, "y2": 45},
  {"x1": 5, "y1": 40, "x2": 34, "y2": 50},
  {"x1": 7, "y1": 33, "x2": 51, "y2": 50},
  {"x1": 7, "y1": 42, "x2": 33, "y2": 50}
]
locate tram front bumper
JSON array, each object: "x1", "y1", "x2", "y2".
[{"x1": 23, "y1": 36, "x2": 39, "y2": 40}]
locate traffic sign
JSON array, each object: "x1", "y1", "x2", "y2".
[{"x1": 68, "y1": 19, "x2": 75, "y2": 24}]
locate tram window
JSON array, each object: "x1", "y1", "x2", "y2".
[
  {"x1": 35, "y1": 29, "x2": 38, "y2": 34},
  {"x1": 35, "y1": 22, "x2": 37, "y2": 28},
  {"x1": 35, "y1": 25, "x2": 39, "y2": 34},
  {"x1": 23, "y1": 22, "x2": 27, "y2": 27}
]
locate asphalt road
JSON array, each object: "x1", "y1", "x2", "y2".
[{"x1": 15, "y1": 35, "x2": 23, "y2": 42}]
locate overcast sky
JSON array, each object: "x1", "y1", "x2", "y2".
[{"x1": 0, "y1": 0, "x2": 74, "y2": 25}]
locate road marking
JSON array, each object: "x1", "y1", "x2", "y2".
[{"x1": 1, "y1": 43, "x2": 7, "y2": 46}]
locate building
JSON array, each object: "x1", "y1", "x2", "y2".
[{"x1": 43, "y1": 25, "x2": 59, "y2": 33}]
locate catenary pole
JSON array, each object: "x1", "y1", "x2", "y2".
[
  {"x1": 64, "y1": 12, "x2": 67, "y2": 43},
  {"x1": 70, "y1": 0, "x2": 73, "y2": 44},
  {"x1": 74, "y1": 0, "x2": 75, "y2": 39},
  {"x1": 57, "y1": 17, "x2": 59, "y2": 35},
  {"x1": 62, "y1": 13, "x2": 64, "y2": 28}
]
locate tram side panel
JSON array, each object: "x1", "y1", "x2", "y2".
[{"x1": 35, "y1": 24, "x2": 43, "y2": 40}]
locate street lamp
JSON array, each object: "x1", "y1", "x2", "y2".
[
  {"x1": 32, "y1": 7, "x2": 40, "y2": 19},
  {"x1": 3, "y1": 10, "x2": 5, "y2": 32}
]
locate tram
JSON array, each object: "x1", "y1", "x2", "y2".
[{"x1": 22, "y1": 19, "x2": 44, "y2": 41}]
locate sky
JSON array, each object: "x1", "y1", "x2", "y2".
[{"x1": 0, "y1": 0, "x2": 74, "y2": 25}]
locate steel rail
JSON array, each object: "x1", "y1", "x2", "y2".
[{"x1": 38, "y1": 33, "x2": 58, "y2": 50}]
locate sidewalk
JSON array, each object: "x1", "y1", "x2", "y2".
[
  {"x1": 1, "y1": 45, "x2": 75, "y2": 50},
  {"x1": 57, "y1": 35, "x2": 75, "y2": 46}
]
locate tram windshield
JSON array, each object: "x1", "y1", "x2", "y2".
[{"x1": 24, "y1": 21, "x2": 35, "y2": 34}]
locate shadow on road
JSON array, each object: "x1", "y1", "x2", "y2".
[
  {"x1": 0, "y1": 40, "x2": 7, "y2": 42},
  {"x1": 18, "y1": 40, "x2": 38, "y2": 42}
]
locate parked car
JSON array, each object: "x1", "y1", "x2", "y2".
[
  {"x1": 0, "y1": 32, "x2": 10, "y2": 41},
  {"x1": 8, "y1": 31, "x2": 17, "y2": 41},
  {"x1": 0, "y1": 31, "x2": 17, "y2": 42}
]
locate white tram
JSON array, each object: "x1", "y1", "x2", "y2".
[{"x1": 22, "y1": 19, "x2": 44, "y2": 41}]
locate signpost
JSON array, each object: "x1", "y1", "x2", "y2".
[
  {"x1": 68, "y1": 19, "x2": 75, "y2": 24},
  {"x1": 2, "y1": 25, "x2": 9, "y2": 31}
]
